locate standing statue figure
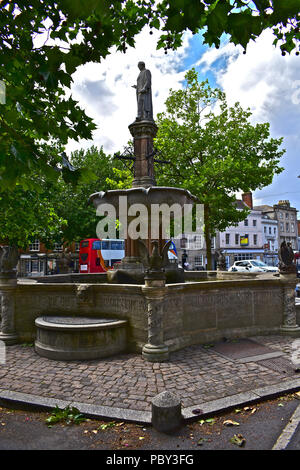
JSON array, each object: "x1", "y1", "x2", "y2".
[
  {"x1": 215, "y1": 249, "x2": 227, "y2": 271},
  {"x1": 278, "y1": 240, "x2": 296, "y2": 273},
  {"x1": 132, "y1": 61, "x2": 153, "y2": 121}
]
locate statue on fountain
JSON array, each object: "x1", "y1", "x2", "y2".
[
  {"x1": 215, "y1": 249, "x2": 227, "y2": 271},
  {"x1": 278, "y1": 241, "x2": 296, "y2": 274},
  {"x1": 0, "y1": 246, "x2": 18, "y2": 279},
  {"x1": 132, "y1": 61, "x2": 153, "y2": 122}
]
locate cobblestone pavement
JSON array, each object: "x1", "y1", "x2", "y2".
[{"x1": 0, "y1": 336, "x2": 298, "y2": 412}]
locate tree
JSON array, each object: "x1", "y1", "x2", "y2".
[
  {"x1": 154, "y1": 69, "x2": 284, "y2": 269},
  {"x1": 0, "y1": 1, "x2": 298, "y2": 191},
  {"x1": 0, "y1": 178, "x2": 67, "y2": 249},
  {"x1": 50, "y1": 146, "x2": 131, "y2": 244},
  {"x1": 0, "y1": 145, "x2": 131, "y2": 249}
]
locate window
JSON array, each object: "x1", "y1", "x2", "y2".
[
  {"x1": 280, "y1": 222, "x2": 284, "y2": 231},
  {"x1": 189, "y1": 235, "x2": 203, "y2": 250},
  {"x1": 264, "y1": 226, "x2": 267, "y2": 233},
  {"x1": 92, "y1": 240, "x2": 102, "y2": 250},
  {"x1": 29, "y1": 240, "x2": 40, "y2": 252},
  {"x1": 269, "y1": 227, "x2": 272, "y2": 235},
  {"x1": 31, "y1": 259, "x2": 39, "y2": 272},
  {"x1": 253, "y1": 234, "x2": 258, "y2": 245},
  {"x1": 253, "y1": 219, "x2": 257, "y2": 227},
  {"x1": 225, "y1": 233, "x2": 230, "y2": 245},
  {"x1": 286, "y1": 223, "x2": 289, "y2": 232},
  {"x1": 75, "y1": 242, "x2": 80, "y2": 252},
  {"x1": 244, "y1": 219, "x2": 248, "y2": 226},
  {"x1": 279, "y1": 212, "x2": 283, "y2": 219},
  {"x1": 286, "y1": 213, "x2": 289, "y2": 219},
  {"x1": 274, "y1": 227, "x2": 276, "y2": 234},
  {"x1": 53, "y1": 242, "x2": 63, "y2": 252},
  {"x1": 102, "y1": 240, "x2": 110, "y2": 250},
  {"x1": 235, "y1": 234, "x2": 239, "y2": 245},
  {"x1": 180, "y1": 237, "x2": 187, "y2": 248},
  {"x1": 194, "y1": 255, "x2": 203, "y2": 267},
  {"x1": 111, "y1": 240, "x2": 125, "y2": 250},
  {"x1": 291, "y1": 223, "x2": 295, "y2": 232},
  {"x1": 234, "y1": 253, "x2": 253, "y2": 261}
]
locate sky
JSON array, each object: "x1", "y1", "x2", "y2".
[{"x1": 65, "y1": 26, "x2": 300, "y2": 217}]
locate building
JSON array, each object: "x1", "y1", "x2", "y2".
[
  {"x1": 18, "y1": 240, "x2": 80, "y2": 277},
  {"x1": 172, "y1": 230, "x2": 215, "y2": 270},
  {"x1": 216, "y1": 193, "x2": 264, "y2": 269},
  {"x1": 261, "y1": 215, "x2": 279, "y2": 266},
  {"x1": 254, "y1": 200, "x2": 298, "y2": 252}
]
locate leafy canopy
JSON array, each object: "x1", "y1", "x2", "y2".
[{"x1": 0, "y1": 0, "x2": 298, "y2": 190}]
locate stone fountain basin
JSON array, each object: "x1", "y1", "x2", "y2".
[
  {"x1": 34, "y1": 316, "x2": 128, "y2": 361},
  {"x1": 89, "y1": 186, "x2": 198, "y2": 210}
]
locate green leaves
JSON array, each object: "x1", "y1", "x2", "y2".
[
  {"x1": 45, "y1": 405, "x2": 86, "y2": 426},
  {"x1": 155, "y1": 67, "x2": 284, "y2": 251}
]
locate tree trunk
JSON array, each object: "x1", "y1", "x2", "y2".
[{"x1": 204, "y1": 203, "x2": 212, "y2": 270}]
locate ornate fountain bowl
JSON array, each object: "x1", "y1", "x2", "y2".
[
  {"x1": 89, "y1": 185, "x2": 198, "y2": 210},
  {"x1": 34, "y1": 316, "x2": 128, "y2": 361}
]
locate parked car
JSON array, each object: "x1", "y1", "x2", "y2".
[{"x1": 228, "y1": 260, "x2": 279, "y2": 273}]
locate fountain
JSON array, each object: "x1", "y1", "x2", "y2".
[
  {"x1": 0, "y1": 62, "x2": 299, "y2": 362},
  {"x1": 89, "y1": 61, "x2": 197, "y2": 284}
]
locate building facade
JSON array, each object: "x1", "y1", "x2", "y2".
[
  {"x1": 254, "y1": 200, "x2": 298, "y2": 251},
  {"x1": 216, "y1": 194, "x2": 264, "y2": 269},
  {"x1": 18, "y1": 241, "x2": 80, "y2": 277}
]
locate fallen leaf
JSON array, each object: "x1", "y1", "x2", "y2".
[
  {"x1": 278, "y1": 403, "x2": 284, "y2": 407},
  {"x1": 230, "y1": 434, "x2": 246, "y2": 447},
  {"x1": 223, "y1": 420, "x2": 240, "y2": 426},
  {"x1": 250, "y1": 408, "x2": 257, "y2": 414},
  {"x1": 197, "y1": 437, "x2": 211, "y2": 446},
  {"x1": 139, "y1": 437, "x2": 145, "y2": 440},
  {"x1": 92, "y1": 430, "x2": 98, "y2": 434}
]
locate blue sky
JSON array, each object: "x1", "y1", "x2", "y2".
[{"x1": 66, "y1": 26, "x2": 300, "y2": 217}]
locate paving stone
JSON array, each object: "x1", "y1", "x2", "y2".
[{"x1": 0, "y1": 335, "x2": 297, "y2": 413}]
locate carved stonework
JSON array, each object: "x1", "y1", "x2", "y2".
[
  {"x1": 279, "y1": 241, "x2": 297, "y2": 274},
  {"x1": 0, "y1": 246, "x2": 18, "y2": 279},
  {"x1": 76, "y1": 284, "x2": 94, "y2": 307},
  {"x1": 215, "y1": 249, "x2": 227, "y2": 271},
  {"x1": 0, "y1": 286, "x2": 18, "y2": 344}
]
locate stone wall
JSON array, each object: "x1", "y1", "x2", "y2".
[{"x1": 6, "y1": 276, "x2": 293, "y2": 354}]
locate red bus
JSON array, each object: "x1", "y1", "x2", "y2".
[{"x1": 79, "y1": 238, "x2": 125, "y2": 273}]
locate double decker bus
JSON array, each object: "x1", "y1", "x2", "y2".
[{"x1": 79, "y1": 238, "x2": 125, "y2": 273}]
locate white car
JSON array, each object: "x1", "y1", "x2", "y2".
[{"x1": 228, "y1": 260, "x2": 279, "y2": 273}]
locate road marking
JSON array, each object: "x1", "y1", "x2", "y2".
[{"x1": 272, "y1": 403, "x2": 300, "y2": 450}]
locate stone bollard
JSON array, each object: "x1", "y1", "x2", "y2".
[{"x1": 151, "y1": 391, "x2": 182, "y2": 433}]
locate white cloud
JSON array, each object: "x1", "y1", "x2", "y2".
[
  {"x1": 66, "y1": 27, "x2": 192, "y2": 155},
  {"x1": 196, "y1": 31, "x2": 300, "y2": 211}
]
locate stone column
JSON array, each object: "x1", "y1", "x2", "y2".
[
  {"x1": 280, "y1": 272, "x2": 300, "y2": 335},
  {"x1": 142, "y1": 273, "x2": 169, "y2": 362},
  {"x1": 128, "y1": 120, "x2": 157, "y2": 188},
  {"x1": 0, "y1": 277, "x2": 18, "y2": 345}
]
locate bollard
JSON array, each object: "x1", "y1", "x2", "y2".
[{"x1": 151, "y1": 391, "x2": 182, "y2": 433}]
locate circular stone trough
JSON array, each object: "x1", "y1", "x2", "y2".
[{"x1": 34, "y1": 316, "x2": 128, "y2": 361}]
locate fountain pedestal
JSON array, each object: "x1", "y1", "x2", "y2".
[
  {"x1": 129, "y1": 119, "x2": 157, "y2": 189},
  {"x1": 142, "y1": 272, "x2": 169, "y2": 362}
]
